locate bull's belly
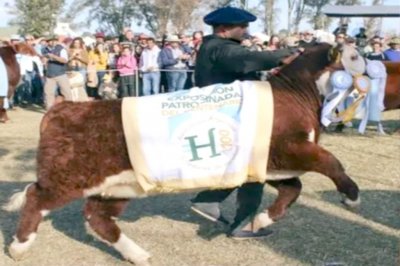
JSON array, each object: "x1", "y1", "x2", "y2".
[
  {"x1": 83, "y1": 170, "x2": 147, "y2": 199},
  {"x1": 83, "y1": 169, "x2": 305, "y2": 199},
  {"x1": 265, "y1": 170, "x2": 305, "y2": 180}
]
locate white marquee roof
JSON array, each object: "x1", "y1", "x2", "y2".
[{"x1": 322, "y1": 5, "x2": 400, "y2": 17}]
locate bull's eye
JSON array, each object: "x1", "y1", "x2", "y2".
[{"x1": 351, "y1": 54, "x2": 358, "y2": 60}]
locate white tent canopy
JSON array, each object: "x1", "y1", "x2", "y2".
[{"x1": 322, "y1": 5, "x2": 400, "y2": 17}]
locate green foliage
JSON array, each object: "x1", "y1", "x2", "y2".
[{"x1": 11, "y1": 0, "x2": 65, "y2": 36}]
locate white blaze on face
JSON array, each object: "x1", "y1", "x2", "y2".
[{"x1": 316, "y1": 71, "x2": 332, "y2": 97}]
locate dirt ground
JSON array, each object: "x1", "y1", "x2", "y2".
[{"x1": 0, "y1": 106, "x2": 399, "y2": 266}]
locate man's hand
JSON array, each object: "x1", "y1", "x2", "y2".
[{"x1": 281, "y1": 50, "x2": 303, "y2": 65}]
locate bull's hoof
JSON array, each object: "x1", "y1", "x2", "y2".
[
  {"x1": 9, "y1": 242, "x2": 28, "y2": 261},
  {"x1": 0, "y1": 116, "x2": 10, "y2": 123},
  {"x1": 8, "y1": 233, "x2": 36, "y2": 261},
  {"x1": 341, "y1": 194, "x2": 361, "y2": 208},
  {"x1": 134, "y1": 258, "x2": 152, "y2": 266},
  {"x1": 127, "y1": 254, "x2": 151, "y2": 266}
]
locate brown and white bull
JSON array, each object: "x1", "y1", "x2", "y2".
[{"x1": 3, "y1": 43, "x2": 360, "y2": 265}]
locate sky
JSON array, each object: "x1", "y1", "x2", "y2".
[{"x1": 0, "y1": 0, "x2": 399, "y2": 36}]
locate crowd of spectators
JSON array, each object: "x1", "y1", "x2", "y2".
[{"x1": 1, "y1": 26, "x2": 399, "y2": 109}]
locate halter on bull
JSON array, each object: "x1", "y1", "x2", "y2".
[{"x1": 3, "y1": 42, "x2": 361, "y2": 265}]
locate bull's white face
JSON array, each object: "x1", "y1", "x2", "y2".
[
  {"x1": 316, "y1": 71, "x2": 333, "y2": 97},
  {"x1": 316, "y1": 44, "x2": 365, "y2": 97}
]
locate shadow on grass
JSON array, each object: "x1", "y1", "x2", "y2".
[
  {"x1": 18, "y1": 105, "x2": 46, "y2": 114},
  {"x1": 321, "y1": 190, "x2": 400, "y2": 230},
  {"x1": 0, "y1": 148, "x2": 9, "y2": 158},
  {"x1": 0, "y1": 181, "x2": 398, "y2": 266},
  {"x1": 256, "y1": 203, "x2": 399, "y2": 266},
  {"x1": 324, "y1": 119, "x2": 400, "y2": 136}
]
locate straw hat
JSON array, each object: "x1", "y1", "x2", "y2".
[
  {"x1": 166, "y1": 35, "x2": 180, "y2": 42},
  {"x1": 388, "y1": 37, "x2": 400, "y2": 45}
]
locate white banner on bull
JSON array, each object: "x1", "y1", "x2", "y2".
[{"x1": 122, "y1": 81, "x2": 273, "y2": 192}]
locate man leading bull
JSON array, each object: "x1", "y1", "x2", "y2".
[{"x1": 192, "y1": 6, "x2": 297, "y2": 239}]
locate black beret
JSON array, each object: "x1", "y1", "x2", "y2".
[{"x1": 204, "y1": 6, "x2": 257, "y2": 26}]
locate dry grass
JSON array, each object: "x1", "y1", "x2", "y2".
[{"x1": 0, "y1": 107, "x2": 399, "y2": 266}]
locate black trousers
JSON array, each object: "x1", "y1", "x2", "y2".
[
  {"x1": 119, "y1": 75, "x2": 137, "y2": 97},
  {"x1": 191, "y1": 183, "x2": 264, "y2": 231}
]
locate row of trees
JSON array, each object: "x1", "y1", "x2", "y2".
[{"x1": 7, "y1": 0, "x2": 383, "y2": 37}]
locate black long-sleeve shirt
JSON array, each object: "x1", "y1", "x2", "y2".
[{"x1": 195, "y1": 35, "x2": 291, "y2": 87}]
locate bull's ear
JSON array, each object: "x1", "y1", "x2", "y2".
[{"x1": 328, "y1": 43, "x2": 343, "y2": 63}]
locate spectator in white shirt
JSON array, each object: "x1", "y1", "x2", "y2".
[
  {"x1": 139, "y1": 37, "x2": 161, "y2": 95},
  {"x1": 14, "y1": 43, "x2": 44, "y2": 106}
]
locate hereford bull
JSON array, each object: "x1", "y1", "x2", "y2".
[
  {"x1": 0, "y1": 44, "x2": 20, "y2": 122},
  {"x1": 4, "y1": 43, "x2": 360, "y2": 265},
  {"x1": 383, "y1": 61, "x2": 400, "y2": 110}
]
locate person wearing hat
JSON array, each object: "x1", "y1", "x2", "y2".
[
  {"x1": 94, "y1": 32, "x2": 105, "y2": 44},
  {"x1": 355, "y1": 27, "x2": 368, "y2": 50},
  {"x1": 160, "y1": 35, "x2": 190, "y2": 92},
  {"x1": 43, "y1": 34, "x2": 73, "y2": 110},
  {"x1": 10, "y1": 34, "x2": 22, "y2": 45},
  {"x1": 383, "y1": 37, "x2": 400, "y2": 62},
  {"x1": 192, "y1": 6, "x2": 294, "y2": 239}
]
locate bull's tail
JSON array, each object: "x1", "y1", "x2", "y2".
[{"x1": 2, "y1": 184, "x2": 32, "y2": 212}]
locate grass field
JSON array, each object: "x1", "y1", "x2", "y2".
[{"x1": 0, "y1": 106, "x2": 399, "y2": 266}]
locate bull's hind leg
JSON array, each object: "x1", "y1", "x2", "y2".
[
  {"x1": 84, "y1": 197, "x2": 151, "y2": 265},
  {"x1": 252, "y1": 178, "x2": 302, "y2": 230},
  {"x1": 8, "y1": 183, "x2": 76, "y2": 260}
]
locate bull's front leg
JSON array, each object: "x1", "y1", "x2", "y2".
[
  {"x1": 286, "y1": 142, "x2": 360, "y2": 207},
  {"x1": 84, "y1": 197, "x2": 151, "y2": 265},
  {"x1": 0, "y1": 97, "x2": 9, "y2": 123},
  {"x1": 240, "y1": 177, "x2": 302, "y2": 233}
]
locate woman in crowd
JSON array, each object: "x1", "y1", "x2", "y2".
[
  {"x1": 265, "y1": 34, "x2": 280, "y2": 51},
  {"x1": 116, "y1": 44, "x2": 138, "y2": 97},
  {"x1": 365, "y1": 41, "x2": 388, "y2": 61},
  {"x1": 108, "y1": 43, "x2": 121, "y2": 70},
  {"x1": 88, "y1": 42, "x2": 108, "y2": 90},
  {"x1": 68, "y1": 37, "x2": 89, "y2": 80}
]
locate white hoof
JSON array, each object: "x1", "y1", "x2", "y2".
[
  {"x1": 113, "y1": 233, "x2": 151, "y2": 265},
  {"x1": 253, "y1": 212, "x2": 274, "y2": 230},
  {"x1": 135, "y1": 258, "x2": 152, "y2": 266},
  {"x1": 342, "y1": 194, "x2": 361, "y2": 208},
  {"x1": 8, "y1": 233, "x2": 36, "y2": 261}
]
